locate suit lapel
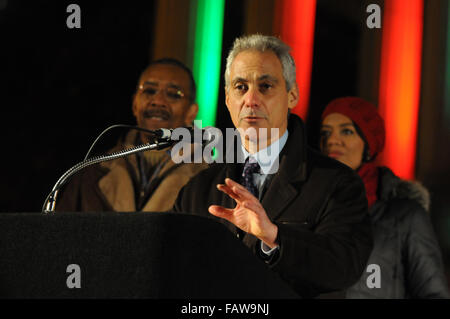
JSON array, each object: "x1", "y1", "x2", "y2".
[
  {"x1": 228, "y1": 116, "x2": 308, "y2": 244},
  {"x1": 260, "y1": 115, "x2": 308, "y2": 221},
  {"x1": 225, "y1": 162, "x2": 243, "y2": 185},
  {"x1": 261, "y1": 169, "x2": 299, "y2": 221}
]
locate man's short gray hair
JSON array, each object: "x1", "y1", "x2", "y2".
[{"x1": 224, "y1": 34, "x2": 297, "y2": 92}]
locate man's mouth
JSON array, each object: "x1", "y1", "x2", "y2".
[
  {"x1": 143, "y1": 109, "x2": 170, "y2": 121},
  {"x1": 242, "y1": 116, "x2": 265, "y2": 122}
]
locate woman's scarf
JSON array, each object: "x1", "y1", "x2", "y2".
[{"x1": 357, "y1": 162, "x2": 379, "y2": 208}]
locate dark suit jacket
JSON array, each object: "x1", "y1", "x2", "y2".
[{"x1": 173, "y1": 114, "x2": 373, "y2": 298}]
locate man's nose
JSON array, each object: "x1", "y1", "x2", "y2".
[
  {"x1": 243, "y1": 86, "x2": 261, "y2": 108},
  {"x1": 150, "y1": 89, "x2": 168, "y2": 106}
]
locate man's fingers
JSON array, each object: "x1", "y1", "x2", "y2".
[
  {"x1": 216, "y1": 184, "x2": 241, "y2": 202},
  {"x1": 225, "y1": 178, "x2": 247, "y2": 192},
  {"x1": 208, "y1": 205, "x2": 234, "y2": 219},
  {"x1": 228, "y1": 182, "x2": 258, "y2": 201}
]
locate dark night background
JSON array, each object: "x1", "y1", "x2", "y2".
[{"x1": 0, "y1": 0, "x2": 362, "y2": 212}]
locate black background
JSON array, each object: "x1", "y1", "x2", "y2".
[{"x1": 0, "y1": 0, "x2": 361, "y2": 212}]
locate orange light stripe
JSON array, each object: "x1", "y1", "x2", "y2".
[
  {"x1": 378, "y1": 0, "x2": 423, "y2": 180},
  {"x1": 274, "y1": 0, "x2": 317, "y2": 121}
]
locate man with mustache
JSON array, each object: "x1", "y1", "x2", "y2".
[
  {"x1": 56, "y1": 58, "x2": 207, "y2": 212},
  {"x1": 172, "y1": 35, "x2": 373, "y2": 298}
]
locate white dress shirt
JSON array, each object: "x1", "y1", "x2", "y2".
[{"x1": 240, "y1": 130, "x2": 289, "y2": 255}]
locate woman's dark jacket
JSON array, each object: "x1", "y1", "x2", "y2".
[{"x1": 346, "y1": 167, "x2": 449, "y2": 298}]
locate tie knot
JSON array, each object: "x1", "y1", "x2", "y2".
[
  {"x1": 241, "y1": 157, "x2": 260, "y2": 198},
  {"x1": 243, "y1": 157, "x2": 260, "y2": 175}
]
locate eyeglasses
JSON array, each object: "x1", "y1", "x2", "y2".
[{"x1": 138, "y1": 85, "x2": 186, "y2": 103}]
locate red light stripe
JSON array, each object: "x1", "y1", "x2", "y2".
[
  {"x1": 378, "y1": 0, "x2": 423, "y2": 180},
  {"x1": 274, "y1": 0, "x2": 317, "y2": 121}
]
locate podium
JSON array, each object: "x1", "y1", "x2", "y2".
[{"x1": 0, "y1": 212, "x2": 299, "y2": 299}]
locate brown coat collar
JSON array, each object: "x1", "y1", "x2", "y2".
[{"x1": 98, "y1": 131, "x2": 207, "y2": 212}]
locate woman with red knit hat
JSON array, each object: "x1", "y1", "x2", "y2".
[{"x1": 320, "y1": 96, "x2": 449, "y2": 298}]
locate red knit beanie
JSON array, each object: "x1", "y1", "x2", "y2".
[{"x1": 321, "y1": 97, "x2": 385, "y2": 158}]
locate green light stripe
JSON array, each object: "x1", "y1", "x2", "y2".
[
  {"x1": 190, "y1": 0, "x2": 225, "y2": 128},
  {"x1": 444, "y1": 2, "x2": 450, "y2": 125}
]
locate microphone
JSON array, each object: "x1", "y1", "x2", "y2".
[{"x1": 152, "y1": 126, "x2": 219, "y2": 144}]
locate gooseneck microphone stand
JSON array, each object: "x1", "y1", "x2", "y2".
[{"x1": 42, "y1": 136, "x2": 173, "y2": 214}]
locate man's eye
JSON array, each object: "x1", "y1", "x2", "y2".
[
  {"x1": 143, "y1": 88, "x2": 157, "y2": 95},
  {"x1": 166, "y1": 90, "x2": 183, "y2": 99},
  {"x1": 235, "y1": 84, "x2": 247, "y2": 92},
  {"x1": 259, "y1": 83, "x2": 272, "y2": 92}
]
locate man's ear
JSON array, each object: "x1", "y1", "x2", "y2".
[
  {"x1": 288, "y1": 83, "x2": 299, "y2": 110},
  {"x1": 185, "y1": 103, "x2": 199, "y2": 126}
]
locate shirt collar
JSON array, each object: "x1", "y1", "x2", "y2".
[{"x1": 241, "y1": 129, "x2": 289, "y2": 174}]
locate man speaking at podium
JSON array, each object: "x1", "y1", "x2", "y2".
[
  {"x1": 173, "y1": 35, "x2": 373, "y2": 298},
  {"x1": 57, "y1": 58, "x2": 207, "y2": 212}
]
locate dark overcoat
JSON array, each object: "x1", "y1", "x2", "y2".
[{"x1": 173, "y1": 114, "x2": 373, "y2": 298}]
